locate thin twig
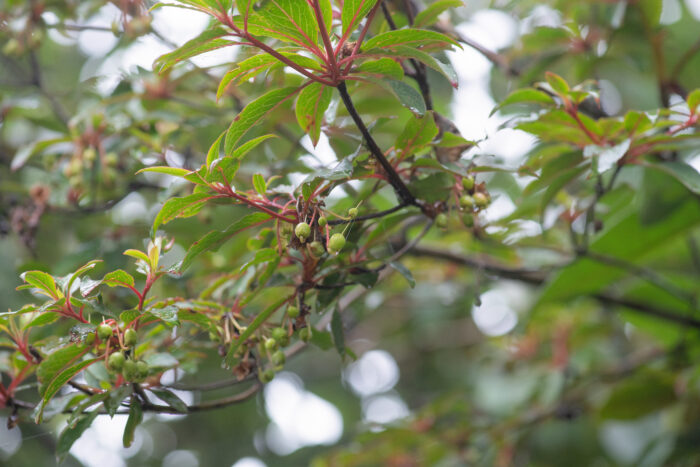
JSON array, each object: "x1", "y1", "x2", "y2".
[
  {"x1": 337, "y1": 81, "x2": 420, "y2": 210},
  {"x1": 327, "y1": 203, "x2": 411, "y2": 225}
]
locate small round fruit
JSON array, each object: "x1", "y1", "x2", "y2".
[
  {"x1": 271, "y1": 350, "x2": 286, "y2": 366},
  {"x1": 123, "y1": 328, "x2": 137, "y2": 347},
  {"x1": 462, "y1": 175, "x2": 475, "y2": 192},
  {"x1": 436, "y1": 213, "x2": 448, "y2": 229},
  {"x1": 264, "y1": 338, "x2": 278, "y2": 351},
  {"x1": 298, "y1": 327, "x2": 311, "y2": 342},
  {"x1": 309, "y1": 240, "x2": 325, "y2": 258},
  {"x1": 136, "y1": 361, "x2": 149, "y2": 379},
  {"x1": 317, "y1": 216, "x2": 328, "y2": 228},
  {"x1": 84, "y1": 333, "x2": 96, "y2": 346},
  {"x1": 473, "y1": 192, "x2": 489, "y2": 208},
  {"x1": 108, "y1": 352, "x2": 125, "y2": 371},
  {"x1": 295, "y1": 222, "x2": 311, "y2": 242},
  {"x1": 462, "y1": 213, "x2": 474, "y2": 228},
  {"x1": 97, "y1": 324, "x2": 113, "y2": 340},
  {"x1": 287, "y1": 305, "x2": 300, "y2": 319},
  {"x1": 122, "y1": 360, "x2": 138, "y2": 381},
  {"x1": 272, "y1": 327, "x2": 289, "y2": 347},
  {"x1": 328, "y1": 233, "x2": 346, "y2": 253},
  {"x1": 348, "y1": 207, "x2": 358, "y2": 218},
  {"x1": 459, "y1": 194, "x2": 474, "y2": 209},
  {"x1": 259, "y1": 369, "x2": 275, "y2": 383}
]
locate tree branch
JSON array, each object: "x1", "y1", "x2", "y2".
[
  {"x1": 337, "y1": 81, "x2": 421, "y2": 210},
  {"x1": 408, "y1": 244, "x2": 700, "y2": 329},
  {"x1": 327, "y1": 203, "x2": 411, "y2": 225}
]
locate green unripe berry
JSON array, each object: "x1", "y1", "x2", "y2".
[
  {"x1": 328, "y1": 233, "x2": 346, "y2": 253},
  {"x1": 124, "y1": 328, "x2": 137, "y2": 347},
  {"x1": 295, "y1": 222, "x2": 311, "y2": 242},
  {"x1": 318, "y1": 216, "x2": 327, "y2": 228},
  {"x1": 264, "y1": 338, "x2": 278, "y2": 351},
  {"x1": 105, "y1": 152, "x2": 118, "y2": 167},
  {"x1": 459, "y1": 194, "x2": 474, "y2": 209},
  {"x1": 259, "y1": 369, "x2": 275, "y2": 383},
  {"x1": 462, "y1": 175, "x2": 475, "y2": 192},
  {"x1": 462, "y1": 213, "x2": 474, "y2": 228},
  {"x1": 108, "y1": 352, "x2": 125, "y2": 371},
  {"x1": 84, "y1": 333, "x2": 96, "y2": 346},
  {"x1": 348, "y1": 207, "x2": 358, "y2": 218},
  {"x1": 97, "y1": 324, "x2": 113, "y2": 340},
  {"x1": 436, "y1": 213, "x2": 448, "y2": 229},
  {"x1": 298, "y1": 327, "x2": 311, "y2": 342},
  {"x1": 309, "y1": 240, "x2": 325, "y2": 258},
  {"x1": 287, "y1": 305, "x2": 300, "y2": 319},
  {"x1": 83, "y1": 147, "x2": 97, "y2": 162},
  {"x1": 271, "y1": 350, "x2": 286, "y2": 366},
  {"x1": 272, "y1": 327, "x2": 289, "y2": 347},
  {"x1": 473, "y1": 192, "x2": 489, "y2": 208},
  {"x1": 122, "y1": 360, "x2": 139, "y2": 381},
  {"x1": 136, "y1": 361, "x2": 149, "y2": 379}
]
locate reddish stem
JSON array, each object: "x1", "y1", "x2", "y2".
[{"x1": 312, "y1": 0, "x2": 339, "y2": 79}]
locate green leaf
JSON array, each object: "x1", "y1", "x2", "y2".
[
  {"x1": 179, "y1": 212, "x2": 271, "y2": 272},
  {"x1": 240, "y1": 1, "x2": 318, "y2": 48},
  {"x1": 365, "y1": 78, "x2": 426, "y2": 116},
  {"x1": 104, "y1": 386, "x2": 133, "y2": 417},
  {"x1": 154, "y1": 26, "x2": 233, "y2": 73},
  {"x1": 144, "y1": 353, "x2": 180, "y2": 370},
  {"x1": 119, "y1": 310, "x2": 140, "y2": 327},
  {"x1": 363, "y1": 29, "x2": 459, "y2": 51},
  {"x1": 491, "y1": 88, "x2": 555, "y2": 116},
  {"x1": 152, "y1": 192, "x2": 213, "y2": 235},
  {"x1": 688, "y1": 89, "x2": 700, "y2": 113},
  {"x1": 395, "y1": 112, "x2": 439, "y2": 156},
  {"x1": 252, "y1": 173, "x2": 267, "y2": 195},
  {"x1": 147, "y1": 306, "x2": 180, "y2": 325},
  {"x1": 216, "y1": 52, "x2": 321, "y2": 100},
  {"x1": 230, "y1": 134, "x2": 277, "y2": 160},
  {"x1": 37, "y1": 345, "x2": 86, "y2": 393},
  {"x1": 309, "y1": 329, "x2": 334, "y2": 350},
  {"x1": 600, "y1": 372, "x2": 676, "y2": 420},
  {"x1": 356, "y1": 58, "x2": 405, "y2": 80},
  {"x1": 341, "y1": 0, "x2": 380, "y2": 36},
  {"x1": 295, "y1": 82, "x2": 332, "y2": 146},
  {"x1": 330, "y1": 307, "x2": 345, "y2": 357},
  {"x1": 544, "y1": 71, "x2": 569, "y2": 95},
  {"x1": 413, "y1": 0, "x2": 463, "y2": 28},
  {"x1": 537, "y1": 201, "x2": 700, "y2": 304},
  {"x1": 123, "y1": 397, "x2": 143, "y2": 448},
  {"x1": 240, "y1": 248, "x2": 278, "y2": 273},
  {"x1": 35, "y1": 357, "x2": 99, "y2": 423},
  {"x1": 26, "y1": 312, "x2": 60, "y2": 328},
  {"x1": 10, "y1": 136, "x2": 72, "y2": 171},
  {"x1": 389, "y1": 261, "x2": 415, "y2": 288},
  {"x1": 318, "y1": 0, "x2": 333, "y2": 35},
  {"x1": 65, "y1": 260, "x2": 101, "y2": 295},
  {"x1": 136, "y1": 166, "x2": 192, "y2": 177},
  {"x1": 149, "y1": 388, "x2": 188, "y2": 413},
  {"x1": 224, "y1": 87, "x2": 299, "y2": 156},
  {"x1": 206, "y1": 131, "x2": 225, "y2": 167},
  {"x1": 19, "y1": 270, "x2": 60, "y2": 299},
  {"x1": 225, "y1": 295, "x2": 289, "y2": 366},
  {"x1": 644, "y1": 161, "x2": 700, "y2": 195},
  {"x1": 123, "y1": 249, "x2": 151, "y2": 264},
  {"x1": 102, "y1": 270, "x2": 136, "y2": 289},
  {"x1": 56, "y1": 410, "x2": 99, "y2": 462}
]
